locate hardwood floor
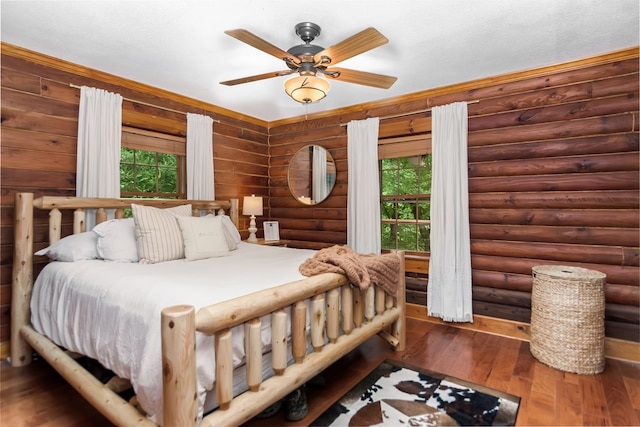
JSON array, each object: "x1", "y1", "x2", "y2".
[{"x1": 1, "y1": 318, "x2": 638, "y2": 426}]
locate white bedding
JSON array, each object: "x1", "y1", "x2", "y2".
[{"x1": 31, "y1": 242, "x2": 317, "y2": 424}]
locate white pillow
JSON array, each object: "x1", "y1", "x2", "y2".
[
  {"x1": 93, "y1": 218, "x2": 139, "y2": 263},
  {"x1": 132, "y1": 203, "x2": 193, "y2": 264},
  {"x1": 177, "y1": 215, "x2": 230, "y2": 261},
  {"x1": 220, "y1": 215, "x2": 241, "y2": 250},
  {"x1": 34, "y1": 231, "x2": 99, "y2": 262}
]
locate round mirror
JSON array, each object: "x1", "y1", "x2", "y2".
[{"x1": 288, "y1": 145, "x2": 336, "y2": 205}]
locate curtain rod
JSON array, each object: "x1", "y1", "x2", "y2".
[
  {"x1": 69, "y1": 83, "x2": 220, "y2": 122},
  {"x1": 339, "y1": 99, "x2": 479, "y2": 126}
]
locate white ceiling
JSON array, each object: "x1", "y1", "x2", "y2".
[{"x1": 2, "y1": 0, "x2": 638, "y2": 122}]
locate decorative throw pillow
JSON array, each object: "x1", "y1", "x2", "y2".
[
  {"x1": 34, "y1": 231, "x2": 99, "y2": 262},
  {"x1": 220, "y1": 215, "x2": 241, "y2": 250},
  {"x1": 177, "y1": 215, "x2": 230, "y2": 261},
  {"x1": 93, "y1": 218, "x2": 139, "y2": 262},
  {"x1": 131, "y1": 203, "x2": 192, "y2": 264}
]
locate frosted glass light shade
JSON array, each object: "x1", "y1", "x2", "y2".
[{"x1": 284, "y1": 76, "x2": 330, "y2": 104}]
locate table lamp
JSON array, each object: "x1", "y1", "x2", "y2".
[{"x1": 242, "y1": 194, "x2": 263, "y2": 242}]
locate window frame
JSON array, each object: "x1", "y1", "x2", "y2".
[
  {"x1": 120, "y1": 126, "x2": 186, "y2": 199},
  {"x1": 378, "y1": 133, "x2": 432, "y2": 255}
]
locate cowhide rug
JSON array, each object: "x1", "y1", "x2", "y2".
[{"x1": 313, "y1": 360, "x2": 520, "y2": 426}]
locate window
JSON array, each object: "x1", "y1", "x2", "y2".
[
  {"x1": 120, "y1": 148, "x2": 183, "y2": 198},
  {"x1": 120, "y1": 127, "x2": 186, "y2": 199},
  {"x1": 380, "y1": 153, "x2": 432, "y2": 253}
]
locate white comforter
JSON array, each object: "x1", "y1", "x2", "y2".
[{"x1": 31, "y1": 242, "x2": 317, "y2": 424}]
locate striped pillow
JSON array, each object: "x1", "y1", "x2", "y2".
[{"x1": 132, "y1": 203, "x2": 192, "y2": 264}]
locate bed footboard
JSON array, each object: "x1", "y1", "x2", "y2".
[{"x1": 162, "y1": 252, "x2": 406, "y2": 426}]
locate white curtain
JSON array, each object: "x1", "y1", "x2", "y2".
[
  {"x1": 186, "y1": 113, "x2": 214, "y2": 200},
  {"x1": 427, "y1": 102, "x2": 473, "y2": 322},
  {"x1": 347, "y1": 117, "x2": 381, "y2": 254},
  {"x1": 312, "y1": 145, "x2": 327, "y2": 203},
  {"x1": 76, "y1": 86, "x2": 123, "y2": 229}
]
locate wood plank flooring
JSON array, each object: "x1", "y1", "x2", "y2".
[{"x1": 1, "y1": 318, "x2": 638, "y2": 426}]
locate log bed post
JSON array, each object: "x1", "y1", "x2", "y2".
[
  {"x1": 391, "y1": 250, "x2": 406, "y2": 351},
  {"x1": 11, "y1": 192, "x2": 34, "y2": 367},
  {"x1": 161, "y1": 305, "x2": 198, "y2": 427},
  {"x1": 49, "y1": 208, "x2": 62, "y2": 243},
  {"x1": 229, "y1": 198, "x2": 239, "y2": 230}
]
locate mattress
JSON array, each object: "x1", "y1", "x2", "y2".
[{"x1": 30, "y1": 242, "x2": 317, "y2": 424}]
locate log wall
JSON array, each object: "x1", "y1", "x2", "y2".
[
  {"x1": 269, "y1": 49, "x2": 639, "y2": 341},
  {"x1": 1, "y1": 43, "x2": 638, "y2": 354},
  {"x1": 0, "y1": 44, "x2": 269, "y2": 353}
]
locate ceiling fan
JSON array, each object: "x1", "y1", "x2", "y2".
[{"x1": 220, "y1": 22, "x2": 397, "y2": 103}]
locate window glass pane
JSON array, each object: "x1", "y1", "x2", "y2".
[
  {"x1": 397, "y1": 224, "x2": 417, "y2": 251},
  {"x1": 381, "y1": 201, "x2": 396, "y2": 220},
  {"x1": 380, "y1": 169, "x2": 398, "y2": 195},
  {"x1": 397, "y1": 201, "x2": 415, "y2": 220},
  {"x1": 381, "y1": 158, "x2": 397, "y2": 169},
  {"x1": 120, "y1": 163, "x2": 135, "y2": 192},
  {"x1": 418, "y1": 201, "x2": 430, "y2": 220},
  {"x1": 135, "y1": 165, "x2": 158, "y2": 193},
  {"x1": 121, "y1": 148, "x2": 134, "y2": 163},
  {"x1": 381, "y1": 224, "x2": 394, "y2": 249},
  {"x1": 158, "y1": 167, "x2": 176, "y2": 193},
  {"x1": 135, "y1": 150, "x2": 157, "y2": 166},
  {"x1": 157, "y1": 152, "x2": 177, "y2": 167},
  {"x1": 418, "y1": 224, "x2": 430, "y2": 251},
  {"x1": 399, "y1": 166, "x2": 418, "y2": 194}
]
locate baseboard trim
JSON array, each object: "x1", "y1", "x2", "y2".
[{"x1": 406, "y1": 303, "x2": 639, "y2": 365}]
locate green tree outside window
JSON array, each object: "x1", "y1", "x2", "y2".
[
  {"x1": 120, "y1": 148, "x2": 180, "y2": 199},
  {"x1": 380, "y1": 155, "x2": 431, "y2": 253}
]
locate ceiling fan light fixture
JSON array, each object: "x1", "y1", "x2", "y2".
[{"x1": 284, "y1": 75, "x2": 330, "y2": 104}]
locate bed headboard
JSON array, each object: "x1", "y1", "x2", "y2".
[
  {"x1": 30, "y1": 194, "x2": 239, "y2": 243},
  {"x1": 10, "y1": 192, "x2": 239, "y2": 366}
]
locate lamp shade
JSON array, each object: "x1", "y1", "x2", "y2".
[
  {"x1": 284, "y1": 76, "x2": 330, "y2": 104},
  {"x1": 242, "y1": 195, "x2": 263, "y2": 216}
]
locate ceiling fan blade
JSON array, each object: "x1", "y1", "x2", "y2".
[
  {"x1": 314, "y1": 27, "x2": 388, "y2": 66},
  {"x1": 323, "y1": 67, "x2": 397, "y2": 89},
  {"x1": 220, "y1": 70, "x2": 295, "y2": 86},
  {"x1": 225, "y1": 29, "x2": 300, "y2": 65}
]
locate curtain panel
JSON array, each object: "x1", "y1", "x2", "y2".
[
  {"x1": 347, "y1": 117, "x2": 381, "y2": 254},
  {"x1": 427, "y1": 102, "x2": 473, "y2": 322},
  {"x1": 76, "y1": 86, "x2": 123, "y2": 229},
  {"x1": 186, "y1": 113, "x2": 215, "y2": 200}
]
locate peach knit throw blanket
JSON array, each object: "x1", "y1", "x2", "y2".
[{"x1": 299, "y1": 245, "x2": 400, "y2": 295}]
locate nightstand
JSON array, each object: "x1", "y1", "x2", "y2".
[{"x1": 248, "y1": 238, "x2": 289, "y2": 247}]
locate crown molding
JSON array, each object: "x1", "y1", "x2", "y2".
[
  {"x1": 269, "y1": 46, "x2": 640, "y2": 128},
  {"x1": 3, "y1": 42, "x2": 637, "y2": 129},
  {"x1": 1, "y1": 42, "x2": 269, "y2": 128}
]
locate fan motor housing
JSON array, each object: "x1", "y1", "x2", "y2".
[
  {"x1": 295, "y1": 22, "x2": 321, "y2": 43},
  {"x1": 286, "y1": 22, "x2": 325, "y2": 70},
  {"x1": 287, "y1": 44, "x2": 324, "y2": 58}
]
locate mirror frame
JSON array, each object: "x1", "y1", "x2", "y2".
[{"x1": 287, "y1": 144, "x2": 336, "y2": 205}]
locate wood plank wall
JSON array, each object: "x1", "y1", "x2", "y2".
[
  {"x1": 269, "y1": 48, "x2": 639, "y2": 342},
  {"x1": 0, "y1": 44, "x2": 269, "y2": 353}
]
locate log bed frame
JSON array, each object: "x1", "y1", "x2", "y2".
[{"x1": 10, "y1": 192, "x2": 406, "y2": 426}]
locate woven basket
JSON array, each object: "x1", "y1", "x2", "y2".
[{"x1": 530, "y1": 265, "x2": 606, "y2": 374}]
